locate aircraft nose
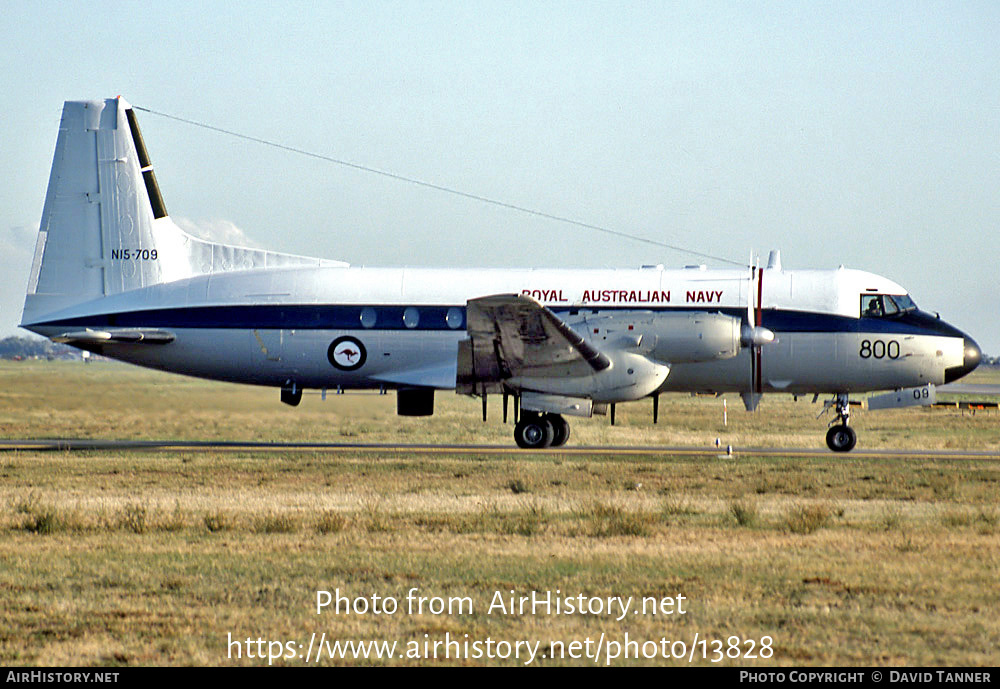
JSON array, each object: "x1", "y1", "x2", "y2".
[
  {"x1": 945, "y1": 336, "x2": 982, "y2": 383},
  {"x1": 964, "y1": 337, "x2": 982, "y2": 372}
]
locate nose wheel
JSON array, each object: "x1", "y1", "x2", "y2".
[
  {"x1": 825, "y1": 393, "x2": 857, "y2": 452},
  {"x1": 826, "y1": 424, "x2": 857, "y2": 452}
]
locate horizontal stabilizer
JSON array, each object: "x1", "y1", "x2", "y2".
[{"x1": 52, "y1": 328, "x2": 175, "y2": 346}]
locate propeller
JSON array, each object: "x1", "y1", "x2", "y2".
[{"x1": 741, "y1": 252, "x2": 777, "y2": 411}]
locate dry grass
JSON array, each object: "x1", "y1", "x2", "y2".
[
  {"x1": 0, "y1": 361, "x2": 999, "y2": 666},
  {"x1": 1, "y1": 361, "x2": 998, "y2": 451}
]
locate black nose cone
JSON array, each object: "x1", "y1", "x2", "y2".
[
  {"x1": 945, "y1": 337, "x2": 982, "y2": 383},
  {"x1": 965, "y1": 337, "x2": 983, "y2": 372}
]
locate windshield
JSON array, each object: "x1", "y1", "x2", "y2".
[
  {"x1": 861, "y1": 294, "x2": 918, "y2": 318},
  {"x1": 888, "y1": 294, "x2": 917, "y2": 312}
]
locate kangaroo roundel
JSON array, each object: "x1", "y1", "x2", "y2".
[{"x1": 328, "y1": 336, "x2": 367, "y2": 371}]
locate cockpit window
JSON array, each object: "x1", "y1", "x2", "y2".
[
  {"x1": 862, "y1": 295, "x2": 885, "y2": 317},
  {"x1": 889, "y1": 294, "x2": 917, "y2": 312},
  {"x1": 861, "y1": 294, "x2": 917, "y2": 318}
]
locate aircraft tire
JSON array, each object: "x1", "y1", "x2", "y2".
[
  {"x1": 826, "y1": 424, "x2": 857, "y2": 452},
  {"x1": 548, "y1": 414, "x2": 571, "y2": 447},
  {"x1": 514, "y1": 415, "x2": 555, "y2": 449}
]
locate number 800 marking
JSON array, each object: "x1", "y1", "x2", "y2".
[{"x1": 860, "y1": 339, "x2": 900, "y2": 359}]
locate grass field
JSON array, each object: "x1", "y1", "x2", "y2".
[{"x1": 1, "y1": 360, "x2": 998, "y2": 666}]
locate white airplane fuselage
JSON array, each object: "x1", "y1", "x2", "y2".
[
  {"x1": 19, "y1": 97, "x2": 982, "y2": 451},
  {"x1": 25, "y1": 263, "x2": 976, "y2": 396}
]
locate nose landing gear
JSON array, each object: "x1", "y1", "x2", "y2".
[{"x1": 825, "y1": 393, "x2": 857, "y2": 452}]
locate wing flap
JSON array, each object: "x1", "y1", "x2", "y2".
[{"x1": 458, "y1": 294, "x2": 609, "y2": 394}]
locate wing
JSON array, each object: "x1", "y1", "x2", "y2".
[{"x1": 457, "y1": 294, "x2": 609, "y2": 394}]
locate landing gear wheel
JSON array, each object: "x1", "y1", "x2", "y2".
[
  {"x1": 548, "y1": 414, "x2": 571, "y2": 447},
  {"x1": 514, "y1": 415, "x2": 555, "y2": 449},
  {"x1": 826, "y1": 424, "x2": 857, "y2": 453}
]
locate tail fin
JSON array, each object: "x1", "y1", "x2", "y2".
[{"x1": 22, "y1": 97, "x2": 344, "y2": 326}]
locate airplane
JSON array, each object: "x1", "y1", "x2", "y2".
[{"x1": 19, "y1": 97, "x2": 983, "y2": 452}]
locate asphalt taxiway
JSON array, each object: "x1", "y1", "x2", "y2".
[{"x1": 0, "y1": 438, "x2": 997, "y2": 460}]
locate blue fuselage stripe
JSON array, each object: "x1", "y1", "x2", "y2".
[{"x1": 36, "y1": 305, "x2": 965, "y2": 339}]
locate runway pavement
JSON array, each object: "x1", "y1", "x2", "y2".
[
  {"x1": 936, "y1": 383, "x2": 1000, "y2": 395},
  {"x1": 0, "y1": 438, "x2": 998, "y2": 460}
]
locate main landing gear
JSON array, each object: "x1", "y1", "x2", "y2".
[
  {"x1": 825, "y1": 393, "x2": 857, "y2": 452},
  {"x1": 514, "y1": 412, "x2": 571, "y2": 449}
]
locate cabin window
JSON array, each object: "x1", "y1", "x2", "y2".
[
  {"x1": 360, "y1": 307, "x2": 377, "y2": 328},
  {"x1": 446, "y1": 307, "x2": 463, "y2": 329},
  {"x1": 403, "y1": 307, "x2": 420, "y2": 328}
]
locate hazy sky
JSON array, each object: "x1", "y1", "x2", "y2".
[{"x1": 2, "y1": 1, "x2": 998, "y2": 352}]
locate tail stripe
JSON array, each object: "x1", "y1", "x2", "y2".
[
  {"x1": 141, "y1": 169, "x2": 168, "y2": 219},
  {"x1": 125, "y1": 108, "x2": 152, "y2": 168},
  {"x1": 125, "y1": 107, "x2": 168, "y2": 219}
]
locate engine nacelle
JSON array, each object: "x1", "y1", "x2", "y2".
[
  {"x1": 509, "y1": 350, "x2": 669, "y2": 403},
  {"x1": 574, "y1": 311, "x2": 742, "y2": 364},
  {"x1": 648, "y1": 312, "x2": 742, "y2": 363}
]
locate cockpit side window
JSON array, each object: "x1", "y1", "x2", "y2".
[{"x1": 861, "y1": 294, "x2": 916, "y2": 318}]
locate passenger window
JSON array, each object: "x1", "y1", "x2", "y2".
[
  {"x1": 403, "y1": 307, "x2": 420, "y2": 329},
  {"x1": 360, "y1": 307, "x2": 377, "y2": 328}
]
